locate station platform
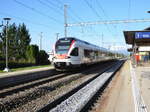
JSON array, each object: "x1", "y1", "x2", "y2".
[
  {"x1": 134, "y1": 66, "x2": 150, "y2": 111},
  {"x1": 92, "y1": 60, "x2": 150, "y2": 112},
  {"x1": 0, "y1": 66, "x2": 54, "y2": 88},
  {"x1": 0, "y1": 66, "x2": 53, "y2": 78}
]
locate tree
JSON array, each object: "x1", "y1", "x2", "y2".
[
  {"x1": 0, "y1": 33, "x2": 3, "y2": 59},
  {"x1": 0, "y1": 26, "x2": 6, "y2": 59},
  {"x1": 17, "y1": 23, "x2": 31, "y2": 59},
  {"x1": 0, "y1": 23, "x2": 17, "y2": 61},
  {"x1": 38, "y1": 50, "x2": 49, "y2": 65},
  {"x1": 0, "y1": 23, "x2": 31, "y2": 62},
  {"x1": 26, "y1": 45, "x2": 39, "y2": 64}
]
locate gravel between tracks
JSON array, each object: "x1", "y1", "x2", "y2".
[
  {"x1": 0, "y1": 61, "x2": 116, "y2": 112},
  {"x1": 0, "y1": 71, "x2": 97, "y2": 112},
  {"x1": 50, "y1": 61, "x2": 123, "y2": 112},
  {"x1": 12, "y1": 74, "x2": 96, "y2": 112}
]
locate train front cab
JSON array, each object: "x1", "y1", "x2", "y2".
[{"x1": 53, "y1": 38, "x2": 81, "y2": 70}]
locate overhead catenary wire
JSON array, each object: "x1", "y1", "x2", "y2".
[
  {"x1": 82, "y1": 0, "x2": 101, "y2": 37},
  {"x1": 45, "y1": 0, "x2": 63, "y2": 10},
  {"x1": 69, "y1": 7, "x2": 84, "y2": 22},
  {"x1": 95, "y1": 0, "x2": 117, "y2": 28},
  {"x1": 84, "y1": 0, "x2": 102, "y2": 19},
  {"x1": 43, "y1": 0, "x2": 76, "y2": 22},
  {"x1": 128, "y1": 0, "x2": 131, "y2": 20},
  {"x1": 37, "y1": 0, "x2": 63, "y2": 16},
  {"x1": 44, "y1": 0, "x2": 80, "y2": 23},
  {"x1": 46, "y1": 0, "x2": 85, "y2": 37},
  {"x1": 95, "y1": 0, "x2": 108, "y2": 19},
  {"x1": 38, "y1": 0, "x2": 81, "y2": 37},
  {"x1": 54, "y1": 0, "x2": 64, "y2": 6},
  {"x1": 0, "y1": 11, "x2": 52, "y2": 28},
  {"x1": 67, "y1": 19, "x2": 150, "y2": 26},
  {"x1": 13, "y1": 0, "x2": 63, "y2": 24},
  {"x1": 84, "y1": 0, "x2": 116, "y2": 38},
  {"x1": 126, "y1": 0, "x2": 132, "y2": 30},
  {"x1": 95, "y1": 0, "x2": 119, "y2": 39},
  {"x1": 48, "y1": 0, "x2": 83, "y2": 22},
  {"x1": 84, "y1": 0, "x2": 114, "y2": 39}
]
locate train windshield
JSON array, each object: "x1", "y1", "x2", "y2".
[{"x1": 55, "y1": 38, "x2": 74, "y2": 54}]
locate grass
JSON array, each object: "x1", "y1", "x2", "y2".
[{"x1": 0, "y1": 64, "x2": 52, "y2": 73}]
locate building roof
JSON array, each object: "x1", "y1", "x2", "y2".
[
  {"x1": 144, "y1": 27, "x2": 150, "y2": 30},
  {"x1": 123, "y1": 30, "x2": 150, "y2": 46}
]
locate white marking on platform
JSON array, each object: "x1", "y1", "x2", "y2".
[
  {"x1": 130, "y1": 62, "x2": 148, "y2": 112},
  {"x1": 139, "y1": 67, "x2": 150, "y2": 69}
]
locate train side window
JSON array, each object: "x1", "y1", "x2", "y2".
[
  {"x1": 70, "y1": 47, "x2": 78, "y2": 56},
  {"x1": 84, "y1": 49, "x2": 90, "y2": 58},
  {"x1": 95, "y1": 51, "x2": 98, "y2": 56}
]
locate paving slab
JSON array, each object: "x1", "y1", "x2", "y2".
[
  {"x1": 134, "y1": 66, "x2": 150, "y2": 111},
  {"x1": 91, "y1": 60, "x2": 135, "y2": 112}
]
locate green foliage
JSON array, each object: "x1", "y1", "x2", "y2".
[
  {"x1": 25, "y1": 47, "x2": 49, "y2": 65},
  {"x1": 26, "y1": 45, "x2": 39, "y2": 64},
  {"x1": 38, "y1": 50, "x2": 49, "y2": 65},
  {"x1": 0, "y1": 60, "x2": 34, "y2": 70},
  {"x1": 0, "y1": 23, "x2": 49, "y2": 69},
  {"x1": 17, "y1": 23, "x2": 31, "y2": 59},
  {"x1": 0, "y1": 23, "x2": 31, "y2": 62}
]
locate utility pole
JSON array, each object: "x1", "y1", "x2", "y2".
[
  {"x1": 101, "y1": 33, "x2": 103, "y2": 47},
  {"x1": 40, "y1": 32, "x2": 43, "y2": 51},
  {"x1": 3, "y1": 18, "x2": 11, "y2": 72},
  {"x1": 0, "y1": 21, "x2": 3, "y2": 27},
  {"x1": 56, "y1": 33, "x2": 59, "y2": 40},
  {"x1": 64, "y1": 4, "x2": 67, "y2": 37},
  {"x1": 0, "y1": 21, "x2": 4, "y2": 44}
]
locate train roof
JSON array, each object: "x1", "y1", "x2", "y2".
[{"x1": 59, "y1": 37, "x2": 111, "y2": 52}]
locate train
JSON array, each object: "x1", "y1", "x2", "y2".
[{"x1": 50, "y1": 37, "x2": 117, "y2": 71}]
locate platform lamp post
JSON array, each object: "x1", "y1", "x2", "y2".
[{"x1": 3, "y1": 18, "x2": 11, "y2": 72}]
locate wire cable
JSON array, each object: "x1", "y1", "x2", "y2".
[
  {"x1": 38, "y1": 0, "x2": 63, "y2": 15},
  {"x1": 128, "y1": 0, "x2": 131, "y2": 20},
  {"x1": 45, "y1": 0, "x2": 63, "y2": 10},
  {"x1": 84, "y1": 0, "x2": 117, "y2": 38},
  {"x1": 95, "y1": 0, "x2": 118, "y2": 37},
  {"x1": 44, "y1": 0, "x2": 79, "y2": 22},
  {"x1": 13, "y1": 0, "x2": 63, "y2": 24},
  {"x1": 84, "y1": 0, "x2": 102, "y2": 19},
  {"x1": 69, "y1": 7, "x2": 84, "y2": 22},
  {"x1": 0, "y1": 11, "x2": 52, "y2": 28}
]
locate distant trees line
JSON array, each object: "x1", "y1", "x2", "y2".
[{"x1": 0, "y1": 23, "x2": 49, "y2": 70}]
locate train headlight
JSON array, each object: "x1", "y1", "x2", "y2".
[
  {"x1": 65, "y1": 56, "x2": 71, "y2": 59},
  {"x1": 66, "y1": 62, "x2": 70, "y2": 66}
]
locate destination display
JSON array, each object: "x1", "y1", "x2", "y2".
[
  {"x1": 57, "y1": 45, "x2": 70, "y2": 50},
  {"x1": 135, "y1": 32, "x2": 150, "y2": 39},
  {"x1": 60, "y1": 40, "x2": 71, "y2": 43}
]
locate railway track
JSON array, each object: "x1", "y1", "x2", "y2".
[
  {"x1": 0, "y1": 61, "x2": 112, "y2": 98},
  {"x1": 0, "y1": 71, "x2": 78, "y2": 98},
  {"x1": 0, "y1": 60, "x2": 120, "y2": 112},
  {"x1": 39, "y1": 60, "x2": 124, "y2": 112}
]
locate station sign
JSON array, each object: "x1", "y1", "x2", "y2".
[
  {"x1": 139, "y1": 46, "x2": 150, "y2": 51},
  {"x1": 135, "y1": 32, "x2": 150, "y2": 39}
]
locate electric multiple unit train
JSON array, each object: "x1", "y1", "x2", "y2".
[{"x1": 51, "y1": 37, "x2": 116, "y2": 70}]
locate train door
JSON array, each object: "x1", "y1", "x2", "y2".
[
  {"x1": 78, "y1": 47, "x2": 84, "y2": 64},
  {"x1": 70, "y1": 47, "x2": 81, "y2": 64}
]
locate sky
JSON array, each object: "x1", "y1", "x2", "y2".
[{"x1": 0, "y1": 0, "x2": 150, "y2": 53}]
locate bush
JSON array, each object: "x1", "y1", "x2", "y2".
[
  {"x1": 0, "y1": 61, "x2": 34, "y2": 70},
  {"x1": 26, "y1": 45, "x2": 39, "y2": 64},
  {"x1": 37, "y1": 50, "x2": 49, "y2": 65},
  {"x1": 0, "y1": 44, "x2": 50, "y2": 70}
]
